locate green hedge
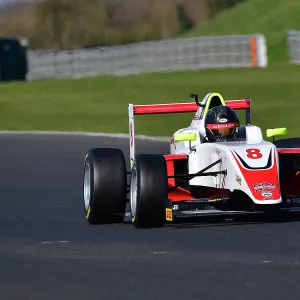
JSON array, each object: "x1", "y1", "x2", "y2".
[{"x1": 28, "y1": 0, "x2": 246, "y2": 50}]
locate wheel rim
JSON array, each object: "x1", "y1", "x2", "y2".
[
  {"x1": 130, "y1": 167, "x2": 137, "y2": 218},
  {"x1": 83, "y1": 161, "x2": 91, "y2": 211}
]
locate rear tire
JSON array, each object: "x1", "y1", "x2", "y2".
[
  {"x1": 273, "y1": 138, "x2": 300, "y2": 181},
  {"x1": 273, "y1": 138, "x2": 300, "y2": 148},
  {"x1": 130, "y1": 154, "x2": 168, "y2": 229},
  {"x1": 83, "y1": 148, "x2": 127, "y2": 224}
]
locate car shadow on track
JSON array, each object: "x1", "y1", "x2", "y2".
[{"x1": 168, "y1": 213, "x2": 300, "y2": 229}]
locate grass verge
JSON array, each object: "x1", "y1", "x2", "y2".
[{"x1": 0, "y1": 64, "x2": 299, "y2": 138}]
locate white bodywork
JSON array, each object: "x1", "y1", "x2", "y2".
[
  {"x1": 129, "y1": 92, "x2": 282, "y2": 205},
  {"x1": 170, "y1": 133, "x2": 281, "y2": 204}
]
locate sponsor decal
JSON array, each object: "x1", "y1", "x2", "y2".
[
  {"x1": 165, "y1": 208, "x2": 173, "y2": 221},
  {"x1": 236, "y1": 175, "x2": 242, "y2": 186},
  {"x1": 253, "y1": 182, "x2": 275, "y2": 193},
  {"x1": 219, "y1": 118, "x2": 227, "y2": 123},
  {"x1": 261, "y1": 192, "x2": 273, "y2": 197},
  {"x1": 172, "y1": 204, "x2": 178, "y2": 210},
  {"x1": 206, "y1": 122, "x2": 239, "y2": 130}
]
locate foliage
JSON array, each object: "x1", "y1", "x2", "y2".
[{"x1": 0, "y1": 0, "x2": 248, "y2": 49}]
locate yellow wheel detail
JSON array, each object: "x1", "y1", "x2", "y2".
[{"x1": 86, "y1": 206, "x2": 91, "y2": 220}]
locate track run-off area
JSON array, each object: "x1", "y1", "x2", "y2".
[{"x1": 0, "y1": 132, "x2": 300, "y2": 300}]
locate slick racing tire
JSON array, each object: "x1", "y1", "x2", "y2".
[
  {"x1": 130, "y1": 154, "x2": 168, "y2": 229},
  {"x1": 83, "y1": 148, "x2": 127, "y2": 224}
]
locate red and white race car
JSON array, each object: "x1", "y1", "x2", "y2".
[{"x1": 83, "y1": 92, "x2": 300, "y2": 228}]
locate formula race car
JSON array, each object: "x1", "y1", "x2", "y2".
[{"x1": 83, "y1": 92, "x2": 300, "y2": 228}]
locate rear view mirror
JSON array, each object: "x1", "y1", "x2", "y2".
[
  {"x1": 266, "y1": 127, "x2": 287, "y2": 138},
  {"x1": 173, "y1": 132, "x2": 197, "y2": 142}
]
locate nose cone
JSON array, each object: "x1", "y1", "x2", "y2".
[{"x1": 230, "y1": 147, "x2": 281, "y2": 203}]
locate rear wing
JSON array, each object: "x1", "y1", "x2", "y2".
[{"x1": 128, "y1": 98, "x2": 251, "y2": 168}]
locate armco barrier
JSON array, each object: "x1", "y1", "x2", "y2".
[
  {"x1": 287, "y1": 31, "x2": 300, "y2": 64},
  {"x1": 27, "y1": 34, "x2": 268, "y2": 80}
]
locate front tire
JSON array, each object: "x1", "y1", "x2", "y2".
[
  {"x1": 83, "y1": 148, "x2": 127, "y2": 224},
  {"x1": 130, "y1": 154, "x2": 168, "y2": 229}
]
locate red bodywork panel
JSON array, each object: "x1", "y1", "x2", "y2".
[
  {"x1": 278, "y1": 149, "x2": 300, "y2": 195},
  {"x1": 278, "y1": 149, "x2": 300, "y2": 154},
  {"x1": 231, "y1": 149, "x2": 281, "y2": 201},
  {"x1": 164, "y1": 154, "x2": 195, "y2": 201},
  {"x1": 164, "y1": 148, "x2": 300, "y2": 202},
  {"x1": 164, "y1": 154, "x2": 229, "y2": 202},
  {"x1": 281, "y1": 172, "x2": 300, "y2": 195},
  {"x1": 133, "y1": 99, "x2": 250, "y2": 115}
]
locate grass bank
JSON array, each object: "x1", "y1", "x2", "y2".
[
  {"x1": 0, "y1": 64, "x2": 299, "y2": 138},
  {"x1": 183, "y1": 0, "x2": 300, "y2": 66}
]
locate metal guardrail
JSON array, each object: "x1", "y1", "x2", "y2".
[
  {"x1": 27, "y1": 34, "x2": 268, "y2": 80},
  {"x1": 287, "y1": 31, "x2": 300, "y2": 65}
]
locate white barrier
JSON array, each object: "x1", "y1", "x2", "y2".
[
  {"x1": 27, "y1": 34, "x2": 268, "y2": 80},
  {"x1": 287, "y1": 31, "x2": 300, "y2": 64}
]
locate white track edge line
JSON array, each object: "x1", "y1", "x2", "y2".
[{"x1": 0, "y1": 130, "x2": 170, "y2": 141}]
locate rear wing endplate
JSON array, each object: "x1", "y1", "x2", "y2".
[{"x1": 128, "y1": 99, "x2": 251, "y2": 169}]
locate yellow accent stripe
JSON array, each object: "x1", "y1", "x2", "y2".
[
  {"x1": 86, "y1": 206, "x2": 91, "y2": 220},
  {"x1": 174, "y1": 132, "x2": 197, "y2": 142},
  {"x1": 266, "y1": 128, "x2": 287, "y2": 138},
  {"x1": 202, "y1": 93, "x2": 226, "y2": 117}
]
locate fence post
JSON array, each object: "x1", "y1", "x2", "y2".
[{"x1": 250, "y1": 35, "x2": 268, "y2": 68}]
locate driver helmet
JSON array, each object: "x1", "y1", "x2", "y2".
[{"x1": 204, "y1": 105, "x2": 240, "y2": 142}]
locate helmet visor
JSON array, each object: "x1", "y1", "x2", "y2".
[{"x1": 206, "y1": 122, "x2": 239, "y2": 138}]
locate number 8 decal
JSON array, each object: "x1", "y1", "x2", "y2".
[{"x1": 246, "y1": 148, "x2": 262, "y2": 159}]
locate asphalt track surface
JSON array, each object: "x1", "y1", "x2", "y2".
[{"x1": 1, "y1": 133, "x2": 300, "y2": 300}]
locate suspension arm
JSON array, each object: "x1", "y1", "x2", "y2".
[
  {"x1": 168, "y1": 170, "x2": 227, "y2": 178},
  {"x1": 168, "y1": 159, "x2": 223, "y2": 192}
]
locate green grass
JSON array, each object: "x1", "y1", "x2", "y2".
[
  {"x1": 183, "y1": 0, "x2": 300, "y2": 65},
  {"x1": 1, "y1": 0, "x2": 298, "y2": 138},
  {"x1": 0, "y1": 64, "x2": 300, "y2": 138}
]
